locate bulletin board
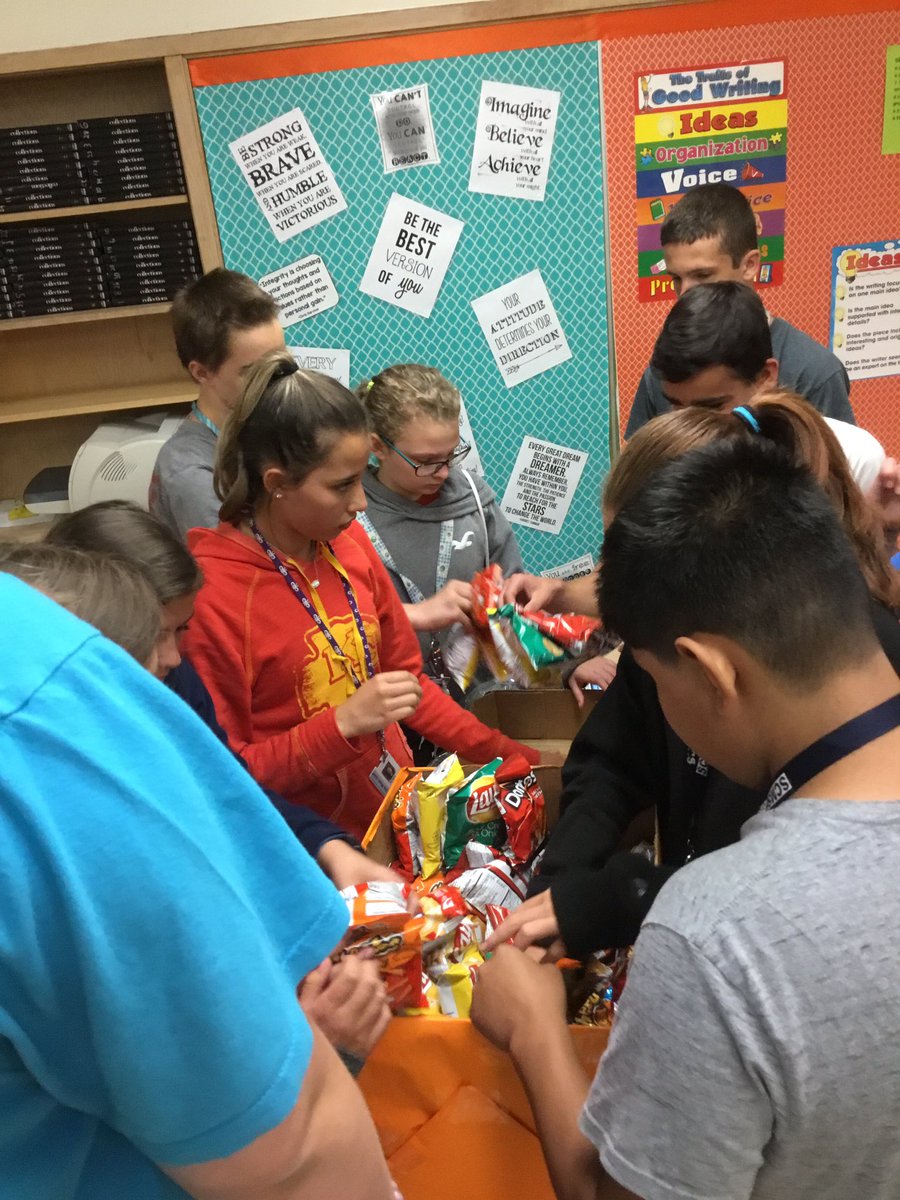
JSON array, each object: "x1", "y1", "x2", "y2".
[
  {"x1": 189, "y1": 0, "x2": 900, "y2": 571},
  {"x1": 189, "y1": 24, "x2": 612, "y2": 576}
]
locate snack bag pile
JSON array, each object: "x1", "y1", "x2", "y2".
[
  {"x1": 563, "y1": 948, "x2": 632, "y2": 1028},
  {"x1": 443, "y1": 564, "x2": 601, "y2": 691}
]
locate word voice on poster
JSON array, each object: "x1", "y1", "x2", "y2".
[
  {"x1": 230, "y1": 108, "x2": 347, "y2": 244},
  {"x1": 500, "y1": 437, "x2": 588, "y2": 535},
  {"x1": 471, "y1": 269, "x2": 572, "y2": 388},
  {"x1": 371, "y1": 84, "x2": 440, "y2": 174},
  {"x1": 469, "y1": 80, "x2": 561, "y2": 201},
  {"x1": 360, "y1": 193, "x2": 464, "y2": 318}
]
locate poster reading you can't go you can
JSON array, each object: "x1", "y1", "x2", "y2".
[{"x1": 634, "y1": 59, "x2": 788, "y2": 301}]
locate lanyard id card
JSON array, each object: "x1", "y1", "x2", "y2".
[{"x1": 369, "y1": 748, "x2": 401, "y2": 796}]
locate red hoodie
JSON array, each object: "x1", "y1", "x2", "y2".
[{"x1": 185, "y1": 521, "x2": 538, "y2": 840}]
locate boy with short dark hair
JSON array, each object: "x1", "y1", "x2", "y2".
[
  {"x1": 150, "y1": 268, "x2": 285, "y2": 538},
  {"x1": 626, "y1": 183, "x2": 853, "y2": 434},
  {"x1": 474, "y1": 438, "x2": 900, "y2": 1200}
]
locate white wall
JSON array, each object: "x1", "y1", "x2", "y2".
[{"x1": 5, "y1": 0, "x2": 486, "y2": 54}]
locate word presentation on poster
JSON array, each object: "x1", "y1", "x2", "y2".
[{"x1": 190, "y1": 31, "x2": 612, "y2": 575}]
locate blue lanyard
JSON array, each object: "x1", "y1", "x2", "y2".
[
  {"x1": 763, "y1": 694, "x2": 900, "y2": 810},
  {"x1": 250, "y1": 520, "x2": 376, "y2": 688},
  {"x1": 191, "y1": 402, "x2": 220, "y2": 438},
  {"x1": 356, "y1": 511, "x2": 454, "y2": 604}
]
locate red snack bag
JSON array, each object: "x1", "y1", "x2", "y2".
[
  {"x1": 494, "y1": 754, "x2": 546, "y2": 865},
  {"x1": 390, "y1": 772, "x2": 423, "y2": 879},
  {"x1": 523, "y1": 608, "x2": 601, "y2": 654},
  {"x1": 340, "y1": 882, "x2": 426, "y2": 1011}
]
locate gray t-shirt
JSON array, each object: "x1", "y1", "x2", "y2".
[
  {"x1": 149, "y1": 416, "x2": 219, "y2": 541},
  {"x1": 582, "y1": 798, "x2": 900, "y2": 1200},
  {"x1": 626, "y1": 315, "x2": 854, "y2": 437}
]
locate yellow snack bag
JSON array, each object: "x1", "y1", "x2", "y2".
[{"x1": 417, "y1": 754, "x2": 465, "y2": 878}]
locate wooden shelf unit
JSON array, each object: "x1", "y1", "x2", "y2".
[
  {"x1": 0, "y1": 194, "x2": 190, "y2": 225},
  {"x1": 0, "y1": 57, "x2": 223, "y2": 501}
]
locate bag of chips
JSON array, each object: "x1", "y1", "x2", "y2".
[
  {"x1": 453, "y1": 855, "x2": 529, "y2": 914},
  {"x1": 444, "y1": 757, "x2": 505, "y2": 869},
  {"x1": 390, "y1": 772, "x2": 424, "y2": 878},
  {"x1": 340, "y1": 882, "x2": 425, "y2": 1012},
  {"x1": 494, "y1": 754, "x2": 546, "y2": 865},
  {"x1": 417, "y1": 755, "x2": 466, "y2": 879}
]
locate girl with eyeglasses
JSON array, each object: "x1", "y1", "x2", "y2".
[
  {"x1": 358, "y1": 364, "x2": 525, "y2": 669},
  {"x1": 183, "y1": 351, "x2": 538, "y2": 840}
]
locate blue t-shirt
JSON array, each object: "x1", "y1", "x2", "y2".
[{"x1": 0, "y1": 576, "x2": 348, "y2": 1198}]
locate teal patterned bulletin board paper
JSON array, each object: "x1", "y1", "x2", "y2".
[{"x1": 193, "y1": 40, "x2": 610, "y2": 573}]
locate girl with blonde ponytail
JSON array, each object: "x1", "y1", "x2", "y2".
[{"x1": 184, "y1": 350, "x2": 538, "y2": 839}]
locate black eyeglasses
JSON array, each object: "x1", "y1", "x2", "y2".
[{"x1": 382, "y1": 437, "x2": 471, "y2": 477}]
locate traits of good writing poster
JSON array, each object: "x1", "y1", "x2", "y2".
[
  {"x1": 830, "y1": 241, "x2": 900, "y2": 381},
  {"x1": 471, "y1": 269, "x2": 571, "y2": 388},
  {"x1": 469, "y1": 81, "x2": 561, "y2": 202},
  {"x1": 360, "y1": 194, "x2": 464, "y2": 318},
  {"x1": 371, "y1": 84, "x2": 440, "y2": 174},
  {"x1": 633, "y1": 61, "x2": 787, "y2": 301},
  {"x1": 230, "y1": 109, "x2": 346, "y2": 244},
  {"x1": 500, "y1": 437, "x2": 587, "y2": 535}
]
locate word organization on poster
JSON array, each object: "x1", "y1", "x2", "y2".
[
  {"x1": 500, "y1": 437, "x2": 588, "y2": 535},
  {"x1": 288, "y1": 347, "x2": 351, "y2": 386},
  {"x1": 360, "y1": 193, "x2": 464, "y2": 318},
  {"x1": 371, "y1": 84, "x2": 440, "y2": 173},
  {"x1": 260, "y1": 255, "x2": 339, "y2": 326},
  {"x1": 471, "y1": 269, "x2": 571, "y2": 387},
  {"x1": 230, "y1": 109, "x2": 346, "y2": 243},
  {"x1": 469, "y1": 81, "x2": 561, "y2": 201},
  {"x1": 541, "y1": 554, "x2": 596, "y2": 580},
  {"x1": 831, "y1": 241, "x2": 900, "y2": 380}
]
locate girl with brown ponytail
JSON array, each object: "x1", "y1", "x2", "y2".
[{"x1": 183, "y1": 350, "x2": 538, "y2": 839}]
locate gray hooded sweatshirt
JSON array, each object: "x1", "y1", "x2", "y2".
[{"x1": 360, "y1": 464, "x2": 524, "y2": 656}]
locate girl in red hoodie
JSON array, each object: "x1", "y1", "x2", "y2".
[{"x1": 184, "y1": 351, "x2": 539, "y2": 840}]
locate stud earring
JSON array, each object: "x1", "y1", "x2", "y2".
[{"x1": 275, "y1": 491, "x2": 283, "y2": 499}]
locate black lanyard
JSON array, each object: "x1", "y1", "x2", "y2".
[{"x1": 763, "y1": 694, "x2": 900, "y2": 811}]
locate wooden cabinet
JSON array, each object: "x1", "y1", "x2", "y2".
[{"x1": 0, "y1": 57, "x2": 222, "y2": 500}]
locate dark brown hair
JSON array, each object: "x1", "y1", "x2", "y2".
[
  {"x1": 171, "y1": 268, "x2": 279, "y2": 370},
  {"x1": 47, "y1": 500, "x2": 202, "y2": 603},
  {"x1": 216, "y1": 350, "x2": 370, "y2": 524},
  {"x1": 660, "y1": 183, "x2": 758, "y2": 265}
]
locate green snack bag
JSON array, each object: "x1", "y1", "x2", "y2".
[
  {"x1": 503, "y1": 605, "x2": 568, "y2": 672},
  {"x1": 443, "y1": 757, "x2": 505, "y2": 869}
]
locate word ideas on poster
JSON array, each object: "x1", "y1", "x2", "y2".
[
  {"x1": 289, "y1": 347, "x2": 351, "y2": 386},
  {"x1": 469, "y1": 81, "x2": 561, "y2": 201},
  {"x1": 500, "y1": 437, "x2": 588, "y2": 535},
  {"x1": 360, "y1": 194, "x2": 463, "y2": 318},
  {"x1": 371, "y1": 84, "x2": 440, "y2": 174},
  {"x1": 541, "y1": 553, "x2": 596, "y2": 580},
  {"x1": 230, "y1": 109, "x2": 347, "y2": 244},
  {"x1": 471, "y1": 269, "x2": 571, "y2": 388},
  {"x1": 260, "y1": 255, "x2": 339, "y2": 326},
  {"x1": 830, "y1": 241, "x2": 900, "y2": 380}
]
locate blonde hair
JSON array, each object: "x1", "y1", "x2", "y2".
[
  {"x1": 605, "y1": 390, "x2": 900, "y2": 610},
  {"x1": 0, "y1": 543, "x2": 160, "y2": 664},
  {"x1": 357, "y1": 364, "x2": 460, "y2": 442},
  {"x1": 215, "y1": 350, "x2": 369, "y2": 525}
]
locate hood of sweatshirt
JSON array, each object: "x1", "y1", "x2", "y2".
[{"x1": 362, "y1": 464, "x2": 488, "y2": 524}]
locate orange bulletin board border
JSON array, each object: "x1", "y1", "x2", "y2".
[{"x1": 189, "y1": 0, "x2": 896, "y2": 86}]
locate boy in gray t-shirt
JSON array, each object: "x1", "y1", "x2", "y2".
[{"x1": 472, "y1": 439, "x2": 900, "y2": 1200}]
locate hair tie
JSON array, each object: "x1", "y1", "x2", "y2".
[
  {"x1": 270, "y1": 358, "x2": 300, "y2": 383},
  {"x1": 365, "y1": 379, "x2": 375, "y2": 392},
  {"x1": 733, "y1": 405, "x2": 761, "y2": 434}
]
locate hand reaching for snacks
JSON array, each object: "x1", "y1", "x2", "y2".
[
  {"x1": 482, "y1": 888, "x2": 567, "y2": 963},
  {"x1": 403, "y1": 580, "x2": 474, "y2": 632},
  {"x1": 299, "y1": 954, "x2": 391, "y2": 1060},
  {"x1": 316, "y1": 839, "x2": 404, "y2": 891},
  {"x1": 335, "y1": 671, "x2": 422, "y2": 739},
  {"x1": 471, "y1": 943, "x2": 567, "y2": 1054},
  {"x1": 567, "y1": 653, "x2": 619, "y2": 707},
  {"x1": 501, "y1": 571, "x2": 564, "y2": 614}
]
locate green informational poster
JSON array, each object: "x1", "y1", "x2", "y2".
[
  {"x1": 192, "y1": 40, "x2": 611, "y2": 575},
  {"x1": 883, "y1": 45, "x2": 900, "y2": 155}
]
